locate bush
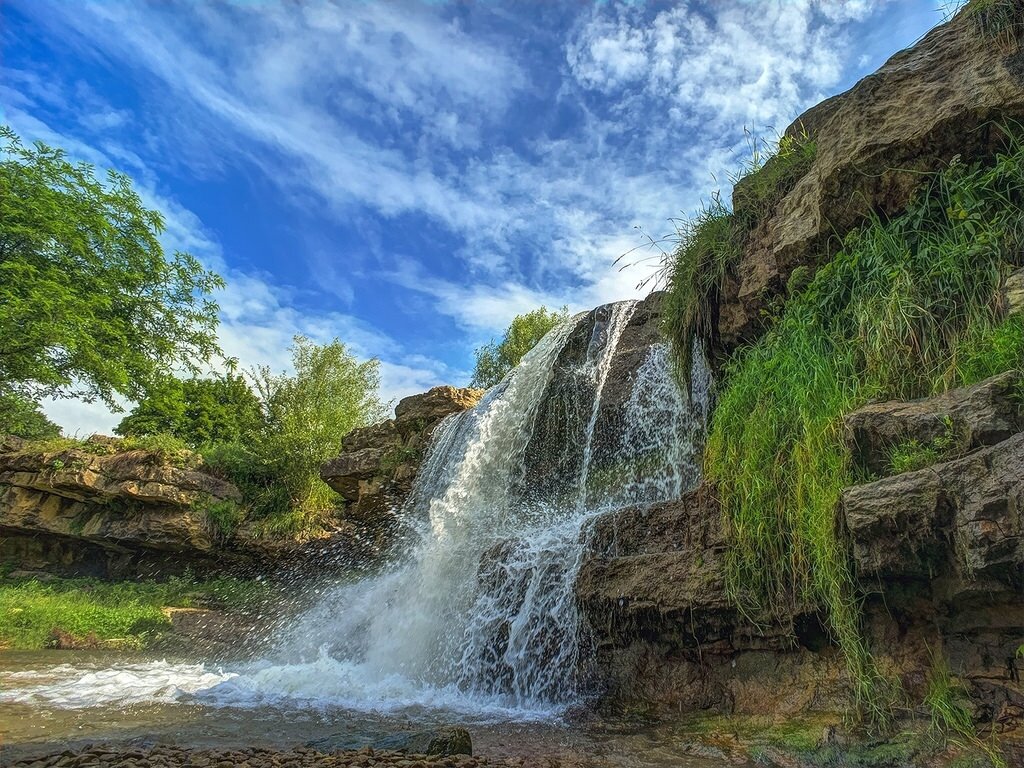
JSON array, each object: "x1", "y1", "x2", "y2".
[{"x1": 242, "y1": 336, "x2": 387, "y2": 537}]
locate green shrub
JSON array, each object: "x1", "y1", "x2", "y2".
[{"x1": 706, "y1": 129, "x2": 1024, "y2": 721}]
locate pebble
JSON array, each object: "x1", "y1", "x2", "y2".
[{"x1": 7, "y1": 746, "x2": 545, "y2": 768}]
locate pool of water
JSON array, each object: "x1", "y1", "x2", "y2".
[{"x1": 0, "y1": 651, "x2": 752, "y2": 767}]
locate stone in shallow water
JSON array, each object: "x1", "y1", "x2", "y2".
[{"x1": 309, "y1": 729, "x2": 473, "y2": 758}]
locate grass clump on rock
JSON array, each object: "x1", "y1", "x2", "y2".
[{"x1": 694, "y1": 128, "x2": 1024, "y2": 722}]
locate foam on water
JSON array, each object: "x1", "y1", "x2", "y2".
[{"x1": 1, "y1": 302, "x2": 711, "y2": 719}]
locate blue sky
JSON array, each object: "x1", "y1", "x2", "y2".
[{"x1": 2, "y1": 0, "x2": 949, "y2": 435}]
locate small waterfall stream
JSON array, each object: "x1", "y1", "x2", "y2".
[{"x1": 0, "y1": 298, "x2": 711, "y2": 720}]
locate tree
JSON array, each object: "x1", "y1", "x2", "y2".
[
  {"x1": 242, "y1": 336, "x2": 387, "y2": 534},
  {"x1": 0, "y1": 126, "x2": 223, "y2": 409},
  {"x1": 470, "y1": 306, "x2": 570, "y2": 388},
  {"x1": 0, "y1": 390, "x2": 60, "y2": 439},
  {"x1": 114, "y1": 374, "x2": 262, "y2": 447}
]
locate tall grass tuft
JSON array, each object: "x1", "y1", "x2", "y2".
[
  {"x1": 706, "y1": 127, "x2": 1024, "y2": 722},
  {"x1": 661, "y1": 192, "x2": 741, "y2": 386}
]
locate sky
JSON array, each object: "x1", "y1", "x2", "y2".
[{"x1": 1, "y1": 0, "x2": 951, "y2": 435}]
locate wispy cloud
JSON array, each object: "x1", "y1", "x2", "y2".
[{"x1": 5, "y1": 0, "x2": 940, "y2": 435}]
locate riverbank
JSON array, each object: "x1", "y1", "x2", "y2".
[{"x1": 0, "y1": 575, "x2": 274, "y2": 651}]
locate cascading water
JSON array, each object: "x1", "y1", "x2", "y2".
[{"x1": 0, "y1": 298, "x2": 711, "y2": 720}]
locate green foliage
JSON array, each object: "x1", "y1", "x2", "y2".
[
  {"x1": 21, "y1": 432, "x2": 198, "y2": 468},
  {"x1": 203, "y1": 336, "x2": 386, "y2": 537},
  {"x1": 887, "y1": 417, "x2": 961, "y2": 475},
  {"x1": 471, "y1": 306, "x2": 570, "y2": 388},
  {"x1": 707, "y1": 131, "x2": 1024, "y2": 721},
  {"x1": 0, "y1": 574, "x2": 270, "y2": 650},
  {"x1": 0, "y1": 126, "x2": 223, "y2": 409},
  {"x1": 660, "y1": 193, "x2": 741, "y2": 385},
  {"x1": 197, "y1": 496, "x2": 246, "y2": 538},
  {"x1": 661, "y1": 130, "x2": 816, "y2": 386},
  {"x1": 925, "y1": 653, "x2": 974, "y2": 738},
  {"x1": 924, "y1": 651, "x2": 1006, "y2": 767},
  {"x1": 116, "y1": 374, "x2": 262, "y2": 448},
  {"x1": 0, "y1": 389, "x2": 60, "y2": 439}
]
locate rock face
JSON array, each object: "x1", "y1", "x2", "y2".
[
  {"x1": 845, "y1": 371, "x2": 1024, "y2": 476},
  {"x1": 320, "y1": 386, "x2": 484, "y2": 523},
  {"x1": 579, "y1": 372, "x2": 1024, "y2": 725},
  {"x1": 717, "y1": 8, "x2": 1024, "y2": 352},
  {"x1": 0, "y1": 439, "x2": 244, "y2": 578}
]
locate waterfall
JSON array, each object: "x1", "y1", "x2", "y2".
[
  {"x1": 249, "y1": 299, "x2": 711, "y2": 715},
  {"x1": 0, "y1": 298, "x2": 711, "y2": 719}
]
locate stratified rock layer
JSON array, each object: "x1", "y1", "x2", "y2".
[
  {"x1": 0, "y1": 439, "x2": 243, "y2": 578},
  {"x1": 578, "y1": 372, "x2": 1024, "y2": 729},
  {"x1": 321, "y1": 386, "x2": 484, "y2": 523}
]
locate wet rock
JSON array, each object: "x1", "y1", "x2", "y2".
[
  {"x1": 373, "y1": 729, "x2": 473, "y2": 757},
  {"x1": 320, "y1": 386, "x2": 483, "y2": 524}
]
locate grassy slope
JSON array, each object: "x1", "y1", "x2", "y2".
[{"x1": 0, "y1": 575, "x2": 270, "y2": 650}]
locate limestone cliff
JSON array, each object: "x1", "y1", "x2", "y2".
[
  {"x1": 716, "y1": 7, "x2": 1024, "y2": 355},
  {"x1": 0, "y1": 436, "x2": 244, "y2": 578},
  {"x1": 579, "y1": 372, "x2": 1023, "y2": 732}
]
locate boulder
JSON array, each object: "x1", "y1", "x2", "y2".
[
  {"x1": 308, "y1": 727, "x2": 472, "y2": 757},
  {"x1": 372, "y1": 728, "x2": 472, "y2": 757},
  {"x1": 718, "y1": 8, "x2": 1024, "y2": 350}
]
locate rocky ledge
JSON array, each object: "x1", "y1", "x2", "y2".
[
  {"x1": 0, "y1": 436, "x2": 247, "y2": 578},
  {"x1": 579, "y1": 371, "x2": 1023, "y2": 751},
  {"x1": 715, "y1": 7, "x2": 1024, "y2": 356},
  {"x1": 320, "y1": 385, "x2": 484, "y2": 526}
]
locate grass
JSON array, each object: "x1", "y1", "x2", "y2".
[
  {"x1": 660, "y1": 129, "x2": 817, "y2": 388},
  {"x1": 660, "y1": 193, "x2": 742, "y2": 386},
  {"x1": 966, "y1": 0, "x2": 1024, "y2": 47},
  {"x1": 21, "y1": 432, "x2": 199, "y2": 468},
  {"x1": 0, "y1": 574, "x2": 272, "y2": 650},
  {"x1": 696, "y1": 127, "x2": 1024, "y2": 723},
  {"x1": 924, "y1": 651, "x2": 1006, "y2": 768},
  {"x1": 886, "y1": 416, "x2": 961, "y2": 475},
  {"x1": 731, "y1": 125, "x2": 817, "y2": 226}
]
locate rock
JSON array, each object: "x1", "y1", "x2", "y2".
[
  {"x1": 844, "y1": 371, "x2": 1022, "y2": 476},
  {"x1": 372, "y1": 728, "x2": 472, "y2": 757},
  {"x1": 0, "y1": 439, "x2": 257, "y2": 578},
  {"x1": 717, "y1": 7, "x2": 1024, "y2": 351},
  {"x1": 1006, "y1": 268, "x2": 1024, "y2": 315},
  {"x1": 394, "y1": 386, "x2": 484, "y2": 427},
  {"x1": 582, "y1": 369, "x2": 1024, "y2": 719},
  {"x1": 320, "y1": 386, "x2": 483, "y2": 525}
]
